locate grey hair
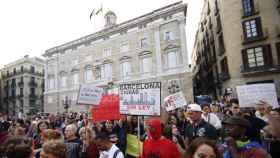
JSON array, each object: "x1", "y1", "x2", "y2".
[{"x1": 65, "y1": 124, "x2": 78, "y2": 133}]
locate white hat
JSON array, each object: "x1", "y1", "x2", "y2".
[{"x1": 187, "y1": 104, "x2": 202, "y2": 112}]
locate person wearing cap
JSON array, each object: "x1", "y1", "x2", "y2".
[
  {"x1": 141, "y1": 118, "x2": 180, "y2": 158},
  {"x1": 220, "y1": 116, "x2": 271, "y2": 158},
  {"x1": 183, "y1": 104, "x2": 217, "y2": 143}
]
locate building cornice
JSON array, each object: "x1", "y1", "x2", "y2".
[{"x1": 43, "y1": 1, "x2": 187, "y2": 57}]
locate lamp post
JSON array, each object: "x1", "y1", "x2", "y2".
[{"x1": 63, "y1": 96, "x2": 71, "y2": 113}]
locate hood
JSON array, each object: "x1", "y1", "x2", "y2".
[{"x1": 147, "y1": 119, "x2": 162, "y2": 140}]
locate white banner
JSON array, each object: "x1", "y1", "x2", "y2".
[
  {"x1": 77, "y1": 84, "x2": 104, "y2": 105},
  {"x1": 119, "y1": 82, "x2": 161, "y2": 116},
  {"x1": 236, "y1": 83, "x2": 279, "y2": 108},
  {"x1": 164, "y1": 91, "x2": 187, "y2": 111}
]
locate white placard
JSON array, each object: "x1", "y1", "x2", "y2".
[
  {"x1": 164, "y1": 91, "x2": 187, "y2": 111},
  {"x1": 119, "y1": 82, "x2": 161, "y2": 116},
  {"x1": 77, "y1": 84, "x2": 104, "y2": 105},
  {"x1": 236, "y1": 83, "x2": 279, "y2": 108}
]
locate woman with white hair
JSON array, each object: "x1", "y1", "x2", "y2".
[{"x1": 79, "y1": 127, "x2": 99, "y2": 158}]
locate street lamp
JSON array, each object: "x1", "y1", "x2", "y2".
[{"x1": 62, "y1": 96, "x2": 71, "y2": 113}]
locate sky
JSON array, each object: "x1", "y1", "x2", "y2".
[{"x1": 0, "y1": 0, "x2": 204, "y2": 68}]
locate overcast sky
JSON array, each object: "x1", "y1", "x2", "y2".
[{"x1": 0, "y1": 0, "x2": 204, "y2": 68}]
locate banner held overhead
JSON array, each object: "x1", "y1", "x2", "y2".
[{"x1": 119, "y1": 82, "x2": 161, "y2": 116}]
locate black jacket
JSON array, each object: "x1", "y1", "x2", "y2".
[{"x1": 184, "y1": 119, "x2": 217, "y2": 142}]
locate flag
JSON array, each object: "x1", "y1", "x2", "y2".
[
  {"x1": 95, "y1": 4, "x2": 103, "y2": 15},
  {"x1": 90, "y1": 9, "x2": 95, "y2": 20}
]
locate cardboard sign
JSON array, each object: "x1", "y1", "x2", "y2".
[
  {"x1": 126, "y1": 134, "x2": 143, "y2": 157},
  {"x1": 164, "y1": 91, "x2": 187, "y2": 111},
  {"x1": 236, "y1": 83, "x2": 279, "y2": 108},
  {"x1": 119, "y1": 82, "x2": 161, "y2": 116},
  {"x1": 91, "y1": 94, "x2": 121, "y2": 121},
  {"x1": 77, "y1": 84, "x2": 103, "y2": 105}
]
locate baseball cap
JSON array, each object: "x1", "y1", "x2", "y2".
[{"x1": 187, "y1": 104, "x2": 202, "y2": 112}]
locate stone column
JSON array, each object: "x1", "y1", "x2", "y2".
[
  {"x1": 179, "y1": 19, "x2": 189, "y2": 69},
  {"x1": 154, "y1": 27, "x2": 162, "y2": 74}
]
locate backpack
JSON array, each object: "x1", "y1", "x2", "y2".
[{"x1": 113, "y1": 149, "x2": 121, "y2": 158}]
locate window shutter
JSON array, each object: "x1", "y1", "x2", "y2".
[
  {"x1": 276, "y1": 43, "x2": 280, "y2": 65},
  {"x1": 256, "y1": 17, "x2": 263, "y2": 37},
  {"x1": 242, "y1": 49, "x2": 249, "y2": 70},
  {"x1": 263, "y1": 44, "x2": 273, "y2": 66}
]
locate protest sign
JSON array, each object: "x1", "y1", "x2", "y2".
[
  {"x1": 91, "y1": 94, "x2": 121, "y2": 121},
  {"x1": 236, "y1": 83, "x2": 279, "y2": 108},
  {"x1": 164, "y1": 91, "x2": 187, "y2": 111},
  {"x1": 119, "y1": 82, "x2": 161, "y2": 116},
  {"x1": 77, "y1": 84, "x2": 103, "y2": 105},
  {"x1": 126, "y1": 134, "x2": 143, "y2": 157}
]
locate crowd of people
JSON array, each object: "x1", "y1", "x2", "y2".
[{"x1": 0, "y1": 96, "x2": 280, "y2": 158}]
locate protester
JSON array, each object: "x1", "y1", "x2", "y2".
[
  {"x1": 229, "y1": 99, "x2": 241, "y2": 116},
  {"x1": 221, "y1": 116, "x2": 271, "y2": 158},
  {"x1": 79, "y1": 127, "x2": 99, "y2": 158},
  {"x1": 184, "y1": 104, "x2": 217, "y2": 142},
  {"x1": 95, "y1": 131, "x2": 124, "y2": 158},
  {"x1": 40, "y1": 140, "x2": 68, "y2": 158},
  {"x1": 142, "y1": 118, "x2": 180, "y2": 158},
  {"x1": 34, "y1": 120, "x2": 50, "y2": 149},
  {"x1": 162, "y1": 123, "x2": 186, "y2": 157},
  {"x1": 1, "y1": 136, "x2": 33, "y2": 158},
  {"x1": 64, "y1": 124, "x2": 82, "y2": 158},
  {"x1": 201, "y1": 103, "x2": 222, "y2": 130},
  {"x1": 187, "y1": 137, "x2": 221, "y2": 158}
]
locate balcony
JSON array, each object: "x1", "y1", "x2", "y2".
[
  {"x1": 240, "y1": 65, "x2": 280, "y2": 76},
  {"x1": 241, "y1": 28, "x2": 269, "y2": 45},
  {"x1": 29, "y1": 94, "x2": 37, "y2": 99},
  {"x1": 18, "y1": 81, "x2": 24, "y2": 87},
  {"x1": 17, "y1": 94, "x2": 24, "y2": 98},
  {"x1": 28, "y1": 81, "x2": 38, "y2": 87},
  {"x1": 4, "y1": 85, "x2": 9, "y2": 90},
  {"x1": 13, "y1": 69, "x2": 44, "y2": 77},
  {"x1": 11, "y1": 83, "x2": 16, "y2": 89},
  {"x1": 218, "y1": 73, "x2": 230, "y2": 82}
]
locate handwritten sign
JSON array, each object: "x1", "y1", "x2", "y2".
[
  {"x1": 236, "y1": 83, "x2": 279, "y2": 108},
  {"x1": 119, "y1": 82, "x2": 161, "y2": 116},
  {"x1": 164, "y1": 91, "x2": 187, "y2": 111},
  {"x1": 77, "y1": 84, "x2": 103, "y2": 105}
]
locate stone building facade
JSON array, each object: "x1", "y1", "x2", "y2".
[
  {"x1": 43, "y1": 1, "x2": 192, "y2": 113},
  {"x1": 0, "y1": 55, "x2": 45, "y2": 117},
  {"x1": 192, "y1": 0, "x2": 280, "y2": 99}
]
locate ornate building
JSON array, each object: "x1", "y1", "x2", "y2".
[
  {"x1": 1, "y1": 55, "x2": 45, "y2": 117},
  {"x1": 43, "y1": 1, "x2": 192, "y2": 113},
  {"x1": 192, "y1": 0, "x2": 280, "y2": 99}
]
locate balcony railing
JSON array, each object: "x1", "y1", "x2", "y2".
[
  {"x1": 28, "y1": 81, "x2": 38, "y2": 87},
  {"x1": 17, "y1": 94, "x2": 24, "y2": 98},
  {"x1": 29, "y1": 94, "x2": 37, "y2": 99},
  {"x1": 1, "y1": 69, "x2": 44, "y2": 78},
  {"x1": 11, "y1": 83, "x2": 16, "y2": 88},
  {"x1": 240, "y1": 65, "x2": 280, "y2": 75},
  {"x1": 18, "y1": 81, "x2": 24, "y2": 87},
  {"x1": 218, "y1": 73, "x2": 230, "y2": 81}
]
